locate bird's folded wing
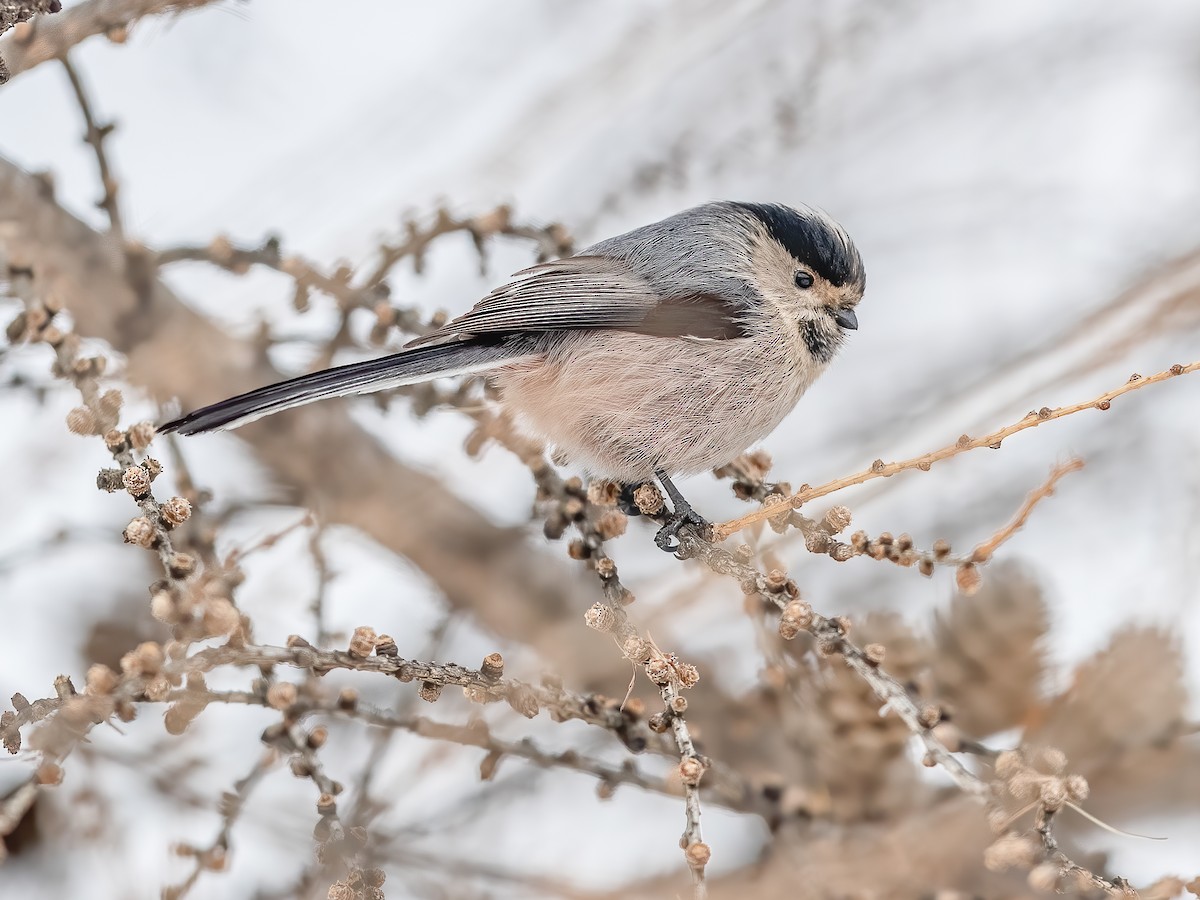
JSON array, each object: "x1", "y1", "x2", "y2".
[{"x1": 408, "y1": 255, "x2": 747, "y2": 346}]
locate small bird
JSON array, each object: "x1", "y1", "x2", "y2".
[{"x1": 161, "y1": 201, "x2": 865, "y2": 549}]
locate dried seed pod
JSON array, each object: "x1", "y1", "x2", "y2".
[
  {"x1": 956, "y1": 563, "x2": 982, "y2": 595},
  {"x1": 127, "y1": 421, "x2": 155, "y2": 450},
  {"x1": 166, "y1": 553, "x2": 195, "y2": 579},
  {"x1": 685, "y1": 842, "x2": 711, "y2": 868},
  {"x1": 480, "y1": 652, "x2": 504, "y2": 681},
  {"x1": 622, "y1": 637, "x2": 651, "y2": 664},
  {"x1": 595, "y1": 509, "x2": 628, "y2": 539},
  {"x1": 673, "y1": 660, "x2": 700, "y2": 688},
  {"x1": 632, "y1": 484, "x2": 664, "y2": 515},
  {"x1": 347, "y1": 626, "x2": 377, "y2": 659},
  {"x1": 122, "y1": 465, "x2": 152, "y2": 499},
  {"x1": 66, "y1": 406, "x2": 97, "y2": 435},
  {"x1": 587, "y1": 480, "x2": 620, "y2": 506},
  {"x1": 644, "y1": 656, "x2": 672, "y2": 684},
  {"x1": 778, "y1": 599, "x2": 813, "y2": 640},
  {"x1": 822, "y1": 505, "x2": 852, "y2": 534},
  {"x1": 678, "y1": 756, "x2": 705, "y2": 787},
  {"x1": 506, "y1": 685, "x2": 539, "y2": 718},
  {"x1": 418, "y1": 681, "x2": 442, "y2": 703},
  {"x1": 161, "y1": 497, "x2": 192, "y2": 527},
  {"x1": 584, "y1": 602, "x2": 616, "y2": 632},
  {"x1": 267, "y1": 682, "x2": 298, "y2": 711},
  {"x1": 86, "y1": 664, "x2": 119, "y2": 696},
  {"x1": 123, "y1": 517, "x2": 155, "y2": 548}
]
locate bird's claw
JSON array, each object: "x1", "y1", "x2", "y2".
[{"x1": 653, "y1": 508, "x2": 708, "y2": 554}]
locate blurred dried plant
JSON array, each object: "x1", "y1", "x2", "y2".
[{"x1": 2, "y1": 7, "x2": 1199, "y2": 900}]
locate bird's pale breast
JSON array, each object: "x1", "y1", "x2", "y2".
[{"x1": 493, "y1": 330, "x2": 818, "y2": 481}]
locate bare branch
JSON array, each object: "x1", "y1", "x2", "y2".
[
  {"x1": 0, "y1": 0, "x2": 213, "y2": 83},
  {"x1": 0, "y1": 0, "x2": 59, "y2": 84},
  {"x1": 59, "y1": 54, "x2": 123, "y2": 237},
  {"x1": 675, "y1": 532, "x2": 989, "y2": 798},
  {"x1": 715, "y1": 362, "x2": 1200, "y2": 540},
  {"x1": 969, "y1": 458, "x2": 1084, "y2": 563}
]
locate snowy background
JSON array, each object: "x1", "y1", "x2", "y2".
[{"x1": 2, "y1": 0, "x2": 1199, "y2": 896}]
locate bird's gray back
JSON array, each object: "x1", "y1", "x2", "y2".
[{"x1": 583, "y1": 202, "x2": 763, "y2": 312}]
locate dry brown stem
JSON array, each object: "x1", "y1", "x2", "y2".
[
  {"x1": 0, "y1": 0, "x2": 58, "y2": 83},
  {"x1": 58, "y1": 54, "x2": 123, "y2": 236},
  {"x1": 715, "y1": 362, "x2": 1200, "y2": 540},
  {"x1": 969, "y1": 458, "x2": 1084, "y2": 563},
  {"x1": 0, "y1": 0, "x2": 213, "y2": 82},
  {"x1": 1037, "y1": 810, "x2": 1137, "y2": 896},
  {"x1": 164, "y1": 751, "x2": 275, "y2": 899},
  {"x1": 675, "y1": 531, "x2": 988, "y2": 798}
]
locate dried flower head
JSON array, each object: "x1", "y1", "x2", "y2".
[
  {"x1": 480, "y1": 652, "x2": 505, "y2": 681},
  {"x1": 161, "y1": 497, "x2": 192, "y2": 527},
  {"x1": 685, "y1": 842, "x2": 711, "y2": 868},
  {"x1": 66, "y1": 406, "x2": 97, "y2": 436},
  {"x1": 348, "y1": 626, "x2": 377, "y2": 659},
  {"x1": 678, "y1": 756, "x2": 705, "y2": 787},
  {"x1": 267, "y1": 682, "x2": 298, "y2": 711},
  {"x1": 632, "y1": 484, "x2": 664, "y2": 516},
  {"x1": 122, "y1": 465, "x2": 152, "y2": 499},
  {"x1": 123, "y1": 516, "x2": 156, "y2": 548},
  {"x1": 418, "y1": 681, "x2": 442, "y2": 703},
  {"x1": 202, "y1": 598, "x2": 240, "y2": 636},
  {"x1": 128, "y1": 421, "x2": 155, "y2": 450},
  {"x1": 956, "y1": 562, "x2": 982, "y2": 595},
  {"x1": 587, "y1": 480, "x2": 620, "y2": 506},
  {"x1": 584, "y1": 602, "x2": 616, "y2": 632},
  {"x1": 595, "y1": 509, "x2": 628, "y2": 540}
]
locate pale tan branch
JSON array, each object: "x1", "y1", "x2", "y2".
[
  {"x1": 715, "y1": 361, "x2": 1199, "y2": 540},
  {"x1": 969, "y1": 458, "x2": 1084, "y2": 563},
  {"x1": 59, "y1": 54, "x2": 123, "y2": 237},
  {"x1": 0, "y1": 0, "x2": 59, "y2": 83},
  {"x1": 0, "y1": 0, "x2": 213, "y2": 82}
]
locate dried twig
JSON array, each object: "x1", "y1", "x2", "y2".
[
  {"x1": 59, "y1": 53, "x2": 123, "y2": 236},
  {"x1": 0, "y1": 0, "x2": 59, "y2": 83},
  {"x1": 715, "y1": 362, "x2": 1200, "y2": 540},
  {"x1": 164, "y1": 750, "x2": 276, "y2": 899},
  {"x1": 675, "y1": 532, "x2": 988, "y2": 798},
  {"x1": 0, "y1": 641, "x2": 657, "y2": 760},
  {"x1": 969, "y1": 458, "x2": 1084, "y2": 563},
  {"x1": 662, "y1": 678, "x2": 709, "y2": 898},
  {"x1": 1037, "y1": 811, "x2": 1137, "y2": 896},
  {"x1": 0, "y1": 0, "x2": 212, "y2": 82}
]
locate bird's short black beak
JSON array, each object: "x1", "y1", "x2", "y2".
[{"x1": 833, "y1": 307, "x2": 858, "y2": 330}]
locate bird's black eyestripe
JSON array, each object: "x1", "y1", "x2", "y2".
[{"x1": 736, "y1": 202, "x2": 864, "y2": 290}]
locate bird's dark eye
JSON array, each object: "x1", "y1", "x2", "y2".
[{"x1": 794, "y1": 271, "x2": 814, "y2": 289}]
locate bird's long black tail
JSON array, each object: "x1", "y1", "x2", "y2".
[{"x1": 159, "y1": 338, "x2": 530, "y2": 435}]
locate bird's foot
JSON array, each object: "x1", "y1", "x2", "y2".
[
  {"x1": 652, "y1": 469, "x2": 709, "y2": 554},
  {"x1": 654, "y1": 506, "x2": 709, "y2": 554}
]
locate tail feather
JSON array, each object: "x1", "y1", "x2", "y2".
[{"x1": 159, "y1": 339, "x2": 528, "y2": 435}]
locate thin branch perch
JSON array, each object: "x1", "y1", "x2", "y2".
[{"x1": 715, "y1": 361, "x2": 1200, "y2": 540}]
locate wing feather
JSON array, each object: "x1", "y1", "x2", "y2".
[{"x1": 408, "y1": 256, "x2": 747, "y2": 346}]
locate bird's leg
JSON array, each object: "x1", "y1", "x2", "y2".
[{"x1": 653, "y1": 469, "x2": 709, "y2": 553}]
